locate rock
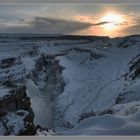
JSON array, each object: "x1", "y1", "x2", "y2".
[
  {"x1": 0, "y1": 57, "x2": 22, "y2": 69},
  {"x1": 125, "y1": 54, "x2": 140, "y2": 80},
  {"x1": 30, "y1": 54, "x2": 65, "y2": 101},
  {"x1": 0, "y1": 83, "x2": 35, "y2": 135}
]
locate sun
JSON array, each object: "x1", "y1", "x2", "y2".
[{"x1": 100, "y1": 13, "x2": 124, "y2": 31}]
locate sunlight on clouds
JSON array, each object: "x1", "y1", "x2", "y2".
[
  {"x1": 74, "y1": 15, "x2": 97, "y2": 23},
  {"x1": 73, "y1": 10, "x2": 138, "y2": 37},
  {"x1": 100, "y1": 12, "x2": 124, "y2": 30}
]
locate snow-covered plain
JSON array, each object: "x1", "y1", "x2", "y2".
[
  {"x1": 61, "y1": 112, "x2": 140, "y2": 135},
  {"x1": 0, "y1": 34, "x2": 140, "y2": 135}
]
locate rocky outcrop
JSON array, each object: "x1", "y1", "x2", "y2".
[
  {"x1": 0, "y1": 57, "x2": 22, "y2": 69},
  {"x1": 118, "y1": 35, "x2": 139, "y2": 48},
  {"x1": 0, "y1": 82, "x2": 35, "y2": 135},
  {"x1": 0, "y1": 57, "x2": 26, "y2": 82},
  {"x1": 62, "y1": 47, "x2": 104, "y2": 59},
  {"x1": 78, "y1": 109, "x2": 114, "y2": 123},
  {"x1": 30, "y1": 54, "x2": 65, "y2": 101},
  {"x1": 129, "y1": 54, "x2": 140, "y2": 80},
  {"x1": 124, "y1": 54, "x2": 140, "y2": 80},
  {"x1": 35, "y1": 126, "x2": 56, "y2": 136}
]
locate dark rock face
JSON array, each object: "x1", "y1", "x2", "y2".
[
  {"x1": 130, "y1": 58, "x2": 140, "y2": 80},
  {"x1": 31, "y1": 54, "x2": 65, "y2": 101},
  {"x1": 125, "y1": 54, "x2": 140, "y2": 80},
  {"x1": 0, "y1": 57, "x2": 22, "y2": 69},
  {"x1": 115, "y1": 91, "x2": 133, "y2": 104},
  {"x1": 118, "y1": 36, "x2": 138, "y2": 48},
  {"x1": 0, "y1": 83, "x2": 35, "y2": 135},
  {"x1": 0, "y1": 57, "x2": 26, "y2": 82},
  {"x1": 78, "y1": 109, "x2": 113, "y2": 124},
  {"x1": 64, "y1": 47, "x2": 104, "y2": 59}
]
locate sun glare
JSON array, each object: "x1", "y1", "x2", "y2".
[{"x1": 100, "y1": 13, "x2": 124, "y2": 31}]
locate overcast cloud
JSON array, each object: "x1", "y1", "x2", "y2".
[{"x1": 0, "y1": 16, "x2": 112, "y2": 34}]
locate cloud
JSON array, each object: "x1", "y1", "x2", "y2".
[
  {"x1": 120, "y1": 16, "x2": 140, "y2": 35},
  {"x1": 122, "y1": 22, "x2": 140, "y2": 35},
  {"x1": 0, "y1": 16, "x2": 111, "y2": 34},
  {"x1": 93, "y1": 21, "x2": 110, "y2": 26},
  {"x1": 0, "y1": 16, "x2": 94, "y2": 34},
  {"x1": 28, "y1": 16, "x2": 94, "y2": 33}
]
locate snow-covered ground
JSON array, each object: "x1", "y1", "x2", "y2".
[
  {"x1": 0, "y1": 34, "x2": 140, "y2": 135},
  {"x1": 40, "y1": 37, "x2": 137, "y2": 128},
  {"x1": 61, "y1": 112, "x2": 140, "y2": 135},
  {"x1": 0, "y1": 110, "x2": 29, "y2": 135}
]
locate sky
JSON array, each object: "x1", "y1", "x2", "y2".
[{"x1": 0, "y1": 4, "x2": 140, "y2": 37}]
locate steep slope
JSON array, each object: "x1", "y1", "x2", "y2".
[{"x1": 40, "y1": 35, "x2": 140, "y2": 134}]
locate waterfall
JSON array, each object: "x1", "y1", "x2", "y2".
[{"x1": 25, "y1": 79, "x2": 53, "y2": 129}]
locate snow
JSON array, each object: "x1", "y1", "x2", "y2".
[
  {"x1": 6, "y1": 111, "x2": 28, "y2": 135},
  {"x1": 21, "y1": 56, "x2": 36, "y2": 73},
  {"x1": 61, "y1": 112, "x2": 140, "y2": 135},
  {"x1": 36, "y1": 129, "x2": 56, "y2": 136},
  {"x1": 0, "y1": 34, "x2": 140, "y2": 135},
  {"x1": 41, "y1": 36, "x2": 140, "y2": 133},
  {"x1": 54, "y1": 47, "x2": 126, "y2": 127},
  {"x1": 111, "y1": 100, "x2": 140, "y2": 116},
  {"x1": 0, "y1": 86, "x2": 10, "y2": 98},
  {"x1": 0, "y1": 110, "x2": 29, "y2": 135},
  {"x1": 0, "y1": 123, "x2": 7, "y2": 135}
]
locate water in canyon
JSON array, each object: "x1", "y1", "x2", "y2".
[{"x1": 25, "y1": 79, "x2": 54, "y2": 129}]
